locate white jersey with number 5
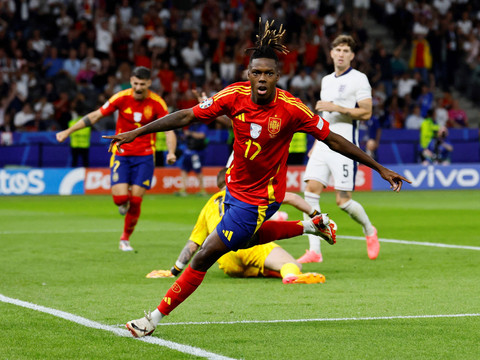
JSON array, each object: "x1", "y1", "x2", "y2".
[
  {"x1": 318, "y1": 67, "x2": 371, "y2": 148},
  {"x1": 304, "y1": 67, "x2": 371, "y2": 190}
]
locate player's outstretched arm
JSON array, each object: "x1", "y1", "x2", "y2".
[
  {"x1": 103, "y1": 108, "x2": 196, "y2": 152},
  {"x1": 56, "y1": 109, "x2": 103, "y2": 143},
  {"x1": 323, "y1": 131, "x2": 411, "y2": 192},
  {"x1": 165, "y1": 130, "x2": 177, "y2": 165}
]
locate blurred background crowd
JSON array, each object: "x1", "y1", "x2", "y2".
[{"x1": 0, "y1": 0, "x2": 478, "y2": 153}]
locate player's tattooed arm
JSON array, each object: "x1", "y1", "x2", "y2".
[{"x1": 171, "y1": 240, "x2": 200, "y2": 276}]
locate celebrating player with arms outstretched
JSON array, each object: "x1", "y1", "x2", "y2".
[{"x1": 104, "y1": 19, "x2": 409, "y2": 338}]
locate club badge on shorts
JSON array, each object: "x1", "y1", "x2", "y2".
[{"x1": 250, "y1": 123, "x2": 262, "y2": 139}]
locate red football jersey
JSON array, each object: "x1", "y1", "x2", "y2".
[
  {"x1": 100, "y1": 89, "x2": 169, "y2": 156},
  {"x1": 192, "y1": 81, "x2": 330, "y2": 206}
]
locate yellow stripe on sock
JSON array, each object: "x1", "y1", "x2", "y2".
[{"x1": 280, "y1": 263, "x2": 301, "y2": 279}]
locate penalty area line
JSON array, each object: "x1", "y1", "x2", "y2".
[
  {"x1": 158, "y1": 313, "x2": 480, "y2": 326},
  {"x1": 337, "y1": 235, "x2": 480, "y2": 251},
  {"x1": 0, "y1": 294, "x2": 238, "y2": 360}
]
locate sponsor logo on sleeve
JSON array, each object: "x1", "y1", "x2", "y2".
[{"x1": 199, "y1": 98, "x2": 213, "y2": 109}]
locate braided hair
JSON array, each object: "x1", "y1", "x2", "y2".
[{"x1": 246, "y1": 18, "x2": 289, "y2": 64}]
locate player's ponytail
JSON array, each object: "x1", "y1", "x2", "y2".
[{"x1": 246, "y1": 18, "x2": 289, "y2": 64}]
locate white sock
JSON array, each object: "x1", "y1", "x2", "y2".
[
  {"x1": 304, "y1": 191, "x2": 321, "y2": 253},
  {"x1": 150, "y1": 308, "x2": 164, "y2": 326},
  {"x1": 340, "y1": 199, "x2": 375, "y2": 236}
]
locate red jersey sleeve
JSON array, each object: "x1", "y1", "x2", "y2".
[{"x1": 288, "y1": 97, "x2": 330, "y2": 141}]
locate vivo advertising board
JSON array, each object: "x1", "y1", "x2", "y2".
[
  {"x1": 1, "y1": 164, "x2": 479, "y2": 195},
  {"x1": 371, "y1": 164, "x2": 480, "y2": 190}
]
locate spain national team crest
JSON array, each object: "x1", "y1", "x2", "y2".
[
  {"x1": 250, "y1": 123, "x2": 262, "y2": 139},
  {"x1": 144, "y1": 105, "x2": 152, "y2": 120},
  {"x1": 268, "y1": 117, "x2": 281, "y2": 135}
]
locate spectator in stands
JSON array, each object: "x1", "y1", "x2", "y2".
[
  {"x1": 148, "y1": 26, "x2": 168, "y2": 57},
  {"x1": 42, "y1": 46, "x2": 64, "y2": 79},
  {"x1": 289, "y1": 67, "x2": 315, "y2": 105},
  {"x1": 364, "y1": 107, "x2": 382, "y2": 161},
  {"x1": 80, "y1": 47, "x2": 101, "y2": 74},
  {"x1": 433, "y1": 100, "x2": 449, "y2": 128},
  {"x1": 129, "y1": 16, "x2": 145, "y2": 53},
  {"x1": 63, "y1": 48, "x2": 82, "y2": 79},
  {"x1": 371, "y1": 43, "x2": 394, "y2": 97},
  {"x1": 31, "y1": 29, "x2": 48, "y2": 56},
  {"x1": 53, "y1": 91, "x2": 72, "y2": 130},
  {"x1": 34, "y1": 96, "x2": 55, "y2": 131},
  {"x1": 433, "y1": 0, "x2": 451, "y2": 16},
  {"x1": 397, "y1": 71, "x2": 417, "y2": 99},
  {"x1": 219, "y1": 51, "x2": 236, "y2": 86},
  {"x1": 56, "y1": 5, "x2": 74, "y2": 38},
  {"x1": 409, "y1": 34, "x2": 432, "y2": 84},
  {"x1": 447, "y1": 99, "x2": 468, "y2": 128},
  {"x1": 177, "y1": 123, "x2": 208, "y2": 197},
  {"x1": 353, "y1": 0, "x2": 371, "y2": 21},
  {"x1": 405, "y1": 104, "x2": 425, "y2": 129},
  {"x1": 181, "y1": 36, "x2": 204, "y2": 82},
  {"x1": 95, "y1": 18, "x2": 113, "y2": 60},
  {"x1": 422, "y1": 127, "x2": 453, "y2": 165},
  {"x1": 0, "y1": 88, "x2": 15, "y2": 132},
  {"x1": 417, "y1": 84, "x2": 434, "y2": 117},
  {"x1": 444, "y1": 21, "x2": 460, "y2": 90},
  {"x1": 13, "y1": 103, "x2": 36, "y2": 131}
]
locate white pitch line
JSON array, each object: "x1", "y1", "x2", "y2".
[
  {"x1": 158, "y1": 313, "x2": 480, "y2": 326},
  {"x1": 338, "y1": 235, "x2": 480, "y2": 251},
  {"x1": 2, "y1": 228, "x2": 479, "y2": 251},
  {"x1": 0, "y1": 294, "x2": 238, "y2": 360}
]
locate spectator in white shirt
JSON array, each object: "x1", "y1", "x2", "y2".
[
  {"x1": 405, "y1": 104, "x2": 424, "y2": 129},
  {"x1": 397, "y1": 71, "x2": 417, "y2": 99},
  {"x1": 181, "y1": 37, "x2": 204, "y2": 77},
  {"x1": 14, "y1": 103, "x2": 35, "y2": 130},
  {"x1": 95, "y1": 18, "x2": 113, "y2": 59}
]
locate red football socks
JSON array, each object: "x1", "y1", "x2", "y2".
[
  {"x1": 112, "y1": 194, "x2": 129, "y2": 206},
  {"x1": 257, "y1": 220, "x2": 304, "y2": 244},
  {"x1": 158, "y1": 265, "x2": 206, "y2": 316},
  {"x1": 121, "y1": 196, "x2": 142, "y2": 240}
]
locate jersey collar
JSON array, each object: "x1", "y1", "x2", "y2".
[{"x1": 335, "y1": 67, "x2": 353, "y2": 78}]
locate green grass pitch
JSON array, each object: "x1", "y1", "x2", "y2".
[{"x1": 1, "y1": 190, "x2": 479, "y2": 359}]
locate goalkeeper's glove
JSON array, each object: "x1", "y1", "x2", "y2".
[{"x1": 170, "y1": 261, "x2": 187, "y2": 276}]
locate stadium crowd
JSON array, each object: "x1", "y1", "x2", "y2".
[{"x1": 0, "y1": 0, "x2": 476, "y2": 159}]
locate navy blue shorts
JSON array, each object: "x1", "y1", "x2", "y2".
[
  {"x1": 180, "y1": 151, "x2": 202, "y2": 174},
  {"x1": 216, "y1": 188, "x2": 281, "y2": 251},
  {"x1": 110, "y1": 154, "x2": 154, "y2": 189}
]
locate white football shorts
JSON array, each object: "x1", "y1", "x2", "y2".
[{"x1": 303, "y1": 144, "x2": 355, "y2": 192}]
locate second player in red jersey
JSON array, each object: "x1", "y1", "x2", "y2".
[
  {"x1": 57, "y1": 66, "x2": 176, "y2": 252},
  {"x1": 100, "y1": 88, "x2": 168, "y2": 157}
]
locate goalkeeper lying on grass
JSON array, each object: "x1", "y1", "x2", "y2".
[{"x1": 147, "y1": 168, "x2": 336, "y2": 284}]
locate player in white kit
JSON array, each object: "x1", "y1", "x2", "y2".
[{"x1": 300, "y1": 34, "x2": 379, "y2": 262}]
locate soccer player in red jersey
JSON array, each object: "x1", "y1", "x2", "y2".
[
  {"x1": 57, "y1": 66, "x2": 177, "y2": 251},
  {"x1": 104, "y1": 20, "x2": 410, "y2": 337}
]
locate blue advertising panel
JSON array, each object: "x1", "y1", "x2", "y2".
[
  {"x1": 0, "y1": 168, "x2": 86, "y2": 195},
  {"x1": 372, "y1": 164, "x2": 480, "y2": 190}
]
